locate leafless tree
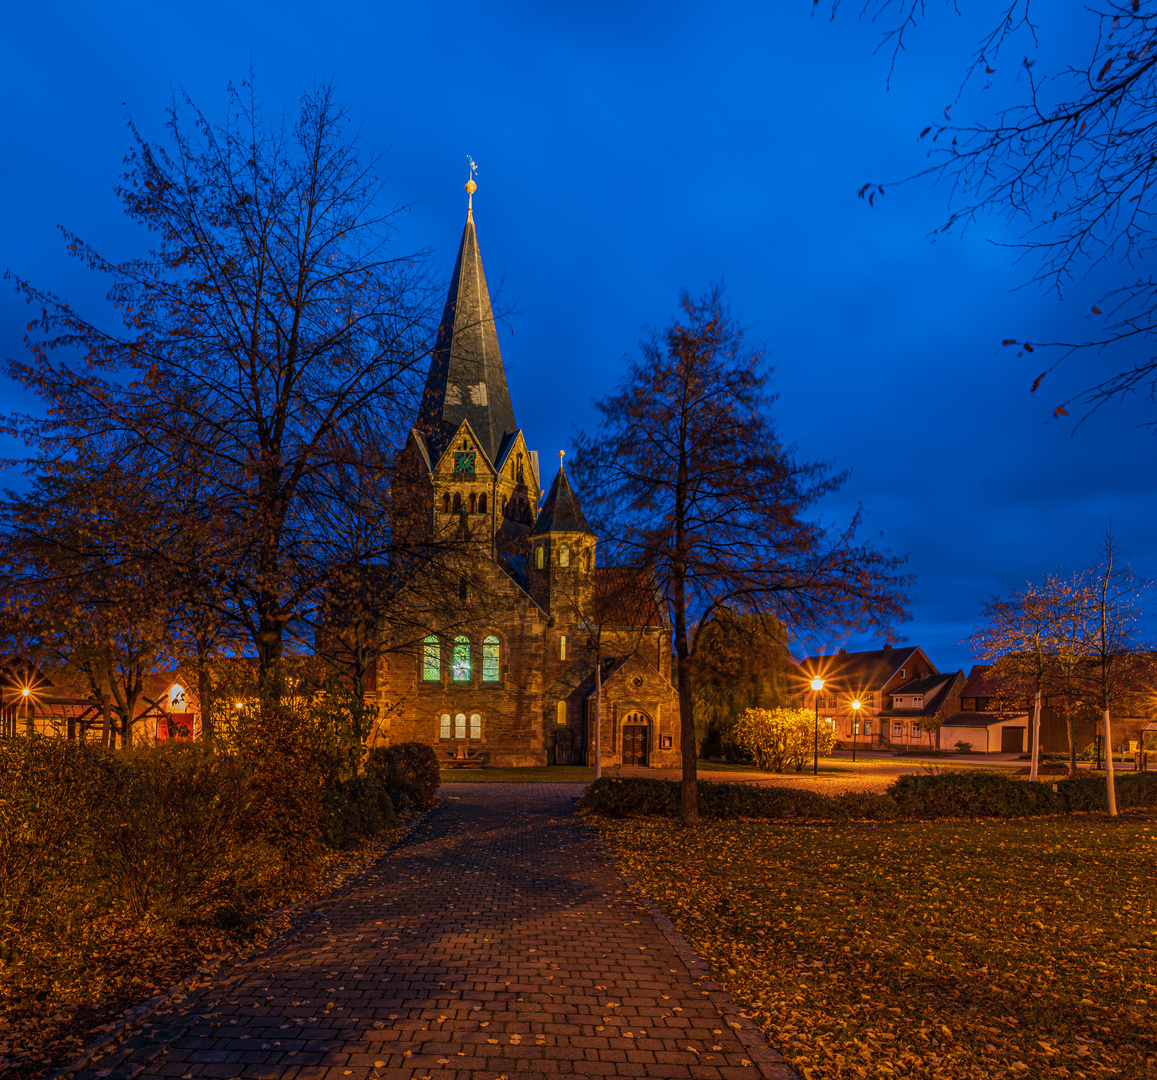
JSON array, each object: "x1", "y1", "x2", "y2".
[{"x1": 571, "y1": 286, "x2": 910, "y2": 823}]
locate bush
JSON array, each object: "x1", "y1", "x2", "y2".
[
  {"x1": 322, "y1": 773, "x2": 397, "y2": 850},
  {"x1": 733, "y1": 707, "x2": 836, "y2": 773},
  {"x1": 365, "y1": 742, "x2": 440, "y2": 809},
  {"x1": 887, "y1": 769, "x2": 1064, "y2": 818},
  {"x1": 1057, "y1": 771, "x2": 1157, "y2": 812},
  {"x1": 954, "y1": 740, "x2": 973, "y2": 753}
]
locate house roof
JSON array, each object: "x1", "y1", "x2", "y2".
[
  {"x1": 960, "y1": 664, "x2": 1006, "y2": 698},
  {"x1": 941, "y1": 711, "x2": 1028, "y2": 729},
  {"x1": 798, "y1": 646, "x2": 926, "y2": 692},
  {"x1": 530, "y1": 464, "x2": 593, "y2": 536},
  {"x1": 880, "y1": 672, "x2": 961, "y2": 717},
  {"x1": 416, "y1": 206, "x2": 518, "y2": 466},
  {"x1": 592, "y1": 566, "x2": 666, "y2": 627}
]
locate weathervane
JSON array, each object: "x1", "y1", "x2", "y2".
[{"x1": 465, "y1": 155, "x2": 478, "y2": 218}]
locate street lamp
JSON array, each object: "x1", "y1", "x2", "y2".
[
  {"x1": 810, "y1": 676, "x2": 824, "y2": 775},
  {"x1": 851, "y1": 699, "x2": 861, "y2": 763}
]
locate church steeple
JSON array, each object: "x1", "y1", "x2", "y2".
[
  {"x1": 530, "y1": 452, "x2": 593, "y2": 537},
  {"x1": 417, "y1": 170, "x2": 518, "y2": 466},
  {"x1": 526, "y1": 453, "x2": 597, "y2": 614}
]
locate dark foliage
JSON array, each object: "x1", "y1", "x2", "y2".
[
  {"x1": 886, "y1": 770, "x2": 1064, "y2": 818},
  {"x1": 1057, "y1": 771, "x2": 1157, "y2": 813},
  {"x1": 365, "y1": 742, "x2": 441, "y2": 809}
]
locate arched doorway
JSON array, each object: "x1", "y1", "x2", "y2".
[{"x1": 621, "y1": 710, "x2": 650, "y2": 766}]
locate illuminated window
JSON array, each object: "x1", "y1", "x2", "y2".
[
  {"x1": 452, "y1": 636, "x2": 471, "y2": 682},
  {"x1": 422, "y1": 636, "x2": 440, "y2": 680},
  {"x1": 482, "y1": 635, "x2": 500, "y2": 681},
  {"x1": 864, "y1": 720, "x2": 872, "y2": 736},
  {"x1": 559, "y1": 544, "x2": 570, "y2": 567},
  {"x1": 470, "y1": 712, "x2": 482, "y2": 740},
  {"x1": 557, "y1": 701, "x2": 567, "y2": 725},
  {"x1": 536, "y1": 546, "x2": 544, "y2": 570},
  {"x1": 455, "y1": 712, "x2": 467, "y2": 739},
  {"x1": 439, "y1": 713, "x2": 451, "y2": 739},
  {"x1": 169, "y1": 684, "x2": 186, "y2": 710},
  {"x1": 560, "y1": 635, "x2": 567, "y2": 661}
]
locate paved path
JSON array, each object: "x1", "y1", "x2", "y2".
[{"x1": 71, "y1": 784, "x2": 793, "y2": 1080}]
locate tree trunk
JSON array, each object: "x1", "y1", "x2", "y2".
[
  {"x1": 1029, "y1": 690, "x2": 1041, "y2": 782},
  {"x1": 594, "y1": 647, "x2": 603, "y2": 780},
  {"x1": 198, "y1": 649, "x2": 213, "y2": 748},
  {"x1": 1103, "y1": 707, "x2": 1117, "y2": 816},
  {"x1": 1066, "y1": 706, "x2": 1077, "y2": 778},
  {"x1": 99, "y1": 691, "x2": 111, "y2": 750}
]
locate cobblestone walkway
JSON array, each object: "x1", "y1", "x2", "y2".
[{"x1": 71, "y1": 784, "x2": 793, "y2": 1080}]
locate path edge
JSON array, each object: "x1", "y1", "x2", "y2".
[{"x1": 585, "y1": 819, "x2": 799, "y2": 1080}]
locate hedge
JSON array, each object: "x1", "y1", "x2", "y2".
[{"x1": 578, "y1": 769, "x2": 1157, "y2": 821}]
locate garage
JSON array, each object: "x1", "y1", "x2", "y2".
[{"x1": 1000, "y1": 726, "x2": 1025, "y2": 753}]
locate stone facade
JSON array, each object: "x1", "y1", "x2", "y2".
[{"x1": 372, "y1": 194, "x2": 679, "y2": 769}]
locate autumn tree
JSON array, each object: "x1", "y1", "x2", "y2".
[
  {"x1": 691, "y1": 609, "x2": 793, "y2": 759},
  {"x1": 837, "y1": 2, "x2": 1157, "y2": 420},
  {"x1": 571, "y1": 286, "x2": 910, "y2": 823},
  {"x1": 5, "y1": 79, "x2": 437, "y2": 679}
]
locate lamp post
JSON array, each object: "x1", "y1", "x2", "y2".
[
  {"x1": 851, "y1": 699, "x2": 861, "y2": 763},
  {"x1": 810, "y1": 677, "x2": 824, "y2": 776},
  {"x1": 22, "y1": 686, "x2": 31, "y2": 738}
]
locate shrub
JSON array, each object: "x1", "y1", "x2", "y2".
[
  {"x1": 954, "y1": 740, "x2": 973, "y2": 753},
  {"x1": 887, "y1": 769, "x2": 1064, "y2": 818},
  {"x1": 98, "y1": 744, "x2": 253, "y2": 919},
  {"x1": 733, "y1": 707, "x2": 836, "y2": 773},
  {"x1": 322, "y1": 773, "x2": 397, "y2": 849},
  {"x1": 1057, "y1": 771, "x2": 1157, "y2": 812},
  {"x1": 365, "y1": 742, "x2": 440, "y2": 809}
]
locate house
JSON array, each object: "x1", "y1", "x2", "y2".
[
  {"x1": 371, "y1": 182, "x2": 680, "y2": 769},
  {"x1": 797, "y1": 645, "x2": 964, "y2": 751}
]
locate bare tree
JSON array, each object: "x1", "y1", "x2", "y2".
[
  {"x1": 571, "y1": 286, "x2": 910, "y2": 823},
  {"x1": 837, "y1": 1, "x2": 1157, "y2": 422},
  {"x1": 5, "y1": 79, "x2": 438, "y2": 677}
]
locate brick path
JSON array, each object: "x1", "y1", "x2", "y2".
[{"x1": 70, "y1": 784, "x2": 794, "y2": 1080}]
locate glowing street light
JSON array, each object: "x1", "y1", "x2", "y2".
[
  {"x1": 810, "y1": 677, "x2": 824, "y2": 776},
  {"x1": 851, "y1": 698, "x2": 861, "y2": 763}
]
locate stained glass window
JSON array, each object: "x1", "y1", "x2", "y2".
[
  {"x1": 452, "y1": 636, "x2": 471, "y2": 682},
  {"x1": 470, "y1": 713, "x2": 482, "y2": 740},
  {"x1": 439, "y1": 713, "x2": 451, "y2": 739},
  {"x1": 455, "y1": 713, "x2": 467, "y2": 739},
  {"x1": 483, "y1": 636, "x2": 500, "y2": 682},
  {"x1": 422, "y1": 636, "x2": 440, "y2": 681}
]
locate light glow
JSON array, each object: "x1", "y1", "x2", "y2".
[
  {"x1": 852, "y1": 699, "x2": 861, "y2": 710},
  {"x1": 810, "y1": 677, "x2": 824, "y2": 692}
]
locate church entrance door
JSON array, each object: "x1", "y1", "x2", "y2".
[{"x1": 622, "y1": 711, "x2": 649, "y2": 766}]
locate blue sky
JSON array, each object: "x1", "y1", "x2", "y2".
[{"x1": 2, "y1": 1, "x2": 1154, "y2": 670}]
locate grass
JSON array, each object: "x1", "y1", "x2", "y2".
[
  {"x1": 595, "y1": 812, "x2": 1157, "y2": 1079},
  {"x1": 439, "y1": 765, "x2": 595, "y2": 783}
]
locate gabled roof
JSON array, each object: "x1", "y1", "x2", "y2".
[
  {"x1": 961, "y1": 664, "x2": 1007, "y2": 698},
  {"x1": 882, "y1": 672, "x2": 960, "y2": 717},
  {"x1": 417, "y1": 208, "x2": 518, "y2": 466},
  {"x1": 531, "y1": 465, "x2": 593, "y2": 536},
  {"x1": 798, "y1": 646, "x2": 926, "y2": 691},
  {"x1": 592, "y1": 566, "x2": 667, "y2": 627}
]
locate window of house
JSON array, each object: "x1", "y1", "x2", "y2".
[
  {"x1": 439, "y1": 713, "x2": 451, "y2": 739},
  {"x1": 422, "y1": 635, "x2": 440, "y2": 681},
  {"x1": 478, "y1": 492, "x2": 487, "y2": 514},
  {"x1": 864, "y1": 720, "x2": 872, "y2": 736},
  {"x1": 469, "y1": 492, "x2": 477, "y2": 513},
  {"x1": 452, "y1": 636, "x2": 471, "y2": 681},
  {"x1": 864, "y1": 692, "x2": 875, "y2": 706},
  {"x1": 557, "y1": 701, "x2": 567, "y2": 725},
  {"x1": 536, "y1": 546, "x2": 544, "y2": 570},
  {"x1": 893, "y1": 722, "x2": 903, "y2": 736},
  {"x1": 455, "y1": 712, "x2": 467, "y2": 739},
  {"x1": 559, "y1": 544, "x2": 570, "y2": 567},
  {"x1": 482, "y1": 635, "x2": 500, "y2": 681},
  {"x1": 560, "y1": 635, "x2": 567, "y2": 660},
  {"x1": 899, "y1": 668, "x2": 906, "y2": 679},
  {"x1": 470, "y1": 712, "x2": 482, "y2": 740}
]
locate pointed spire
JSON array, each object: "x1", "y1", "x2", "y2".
[
  {"x1": 531, "y1": 456, "x2": 593, "y2": 535},
  {"x1": 416, "y1": 172, "x2": 518, "y2": 466}
]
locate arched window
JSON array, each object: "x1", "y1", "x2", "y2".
[
  {"x1": 556, "y1": 700, "x2": 567, "y2": 726},
  {"x1": 455, "y1": 712, "x2": 467, "y2": 739},
  {"x1": 560, "y1": 635, "x2": 567, "y2": 661},
  {"x1": 469, "y1": 492, "x2": 477, "y2": 513},
  {"x1": 439, "y1": 713, "x2": 451, "y2": 739},
  {"x1": 442, "y1": 492, "x2": 450, "y2": 514},
  {"x1": 452, "y1": 636, "x2": 471, "y2": 682},
  {"x1": 482, "y1": 635, "x2": 500, "y2": 682},
  {"x1": 478, "y1": 492, "x2": 487, "y2": 514},
  {"x1": 452, "y1": 491, "x2": 462, "y2": 513},
  {"x1": 470, "y1": 712, "x2": 482, "y2": 740},
  {"x1": 535, "y1": 546, "x2": 544, "y2": 570},
  {"x1": 559, "y1": 544, "x2": 570, "y2": 567},
  {"x1": 422, "y1": 635, "x2": 440, "y2": 681}
]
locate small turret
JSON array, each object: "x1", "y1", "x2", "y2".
[{"x1": 526, "y1": 451, "x2": 596, "y2": 615}]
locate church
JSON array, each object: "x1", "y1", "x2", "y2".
[{"x1": 372, "y1": 178, "x2": 680, "y2": 769}]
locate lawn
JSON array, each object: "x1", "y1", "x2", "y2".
[
  {"x1": 439, "y1": 764, "x2": 595, "y2": 783},
  {"x1": 596, "y1": 813, "x2": 1157, "y2": 1079}
]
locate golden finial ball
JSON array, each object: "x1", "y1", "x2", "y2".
[{"x1": 465, "y1": 178, "x2": 477, "y2": 195}]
